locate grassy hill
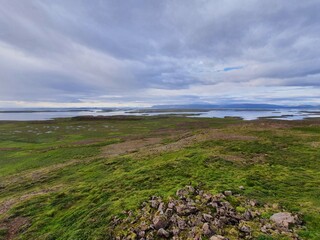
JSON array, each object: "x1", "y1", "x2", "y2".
[{"x1": 0, "y1": 116, "x2": 320, "y2": 239}]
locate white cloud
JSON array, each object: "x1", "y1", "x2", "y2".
[{"x1": 0, "y1": 0, "x2": 320, "y2": 107}]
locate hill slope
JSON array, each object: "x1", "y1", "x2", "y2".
[{"x1": 0, "y1": 116, "x2": 320, "y2": 239}]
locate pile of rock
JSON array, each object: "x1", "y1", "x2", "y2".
[{"x1": 109, "y1": 186, "x2": 302, "y2": 239}]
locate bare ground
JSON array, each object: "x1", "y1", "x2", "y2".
[
  {"x1": 0, "y1": 148, "x2": 20, "y2": 151},
  {"x1": 102, "y1": 128, "x2": 258, "y2": 158},
  {"x1": 101, "y1": 137, "x2": 163, "y2": 157},
  {"x1": 71, "y1": 139, "x2": 104, "y2": 145},
  {"x1": 0, "y1": 217, "x2": 30, "y2": 240},
  {"x1": 0, "y1": 185, "x2": 62, "y2": 216}
]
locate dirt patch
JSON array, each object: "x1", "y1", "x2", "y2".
[
  {"x1": 0, "y1": 148, "x2": 20, "y2": 151},
  {"x1": 0, "y1": 155, "x2": 99, "y2": 191},
  {"x1": 229, "y1": 121, "x2": 292, "y2": 131},
  {"x1": 0, "y1": 217, "x2": 30, "y2": 240},
  {"x1": 71, "y1": 139, "x2": 104, "y2": 145},
  {"x1": 0, "y1": 199, "x2": 15, "y2": 215},
  {"x1": 251, "y1": 154, "x2": 267, "y2": 163},
  {"x1": 130, "y1": 129, "x2": 258, "y2": 158},
  {"x1": 256, "y1": 121, "x2": 292, "y2": 129},
  {"x1": 151, "y1": 128, "x2": 188, "y2": 137},
  {"x1": 102, "y1": 138, "x2": 162, "y2": 157},
  {"x1": 202, "y1": 131, "x2": 258, "y2": 141},
  {"x1": 175, "y1": 121, "x2": 211, "y2": 130},
  {"x1": 0, "y1": 186, "x2": 62, "y2": 215},
  {"x1": 310, "y1": 142, "x2": 320, "y2": 148}
]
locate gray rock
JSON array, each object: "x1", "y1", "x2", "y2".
[
  {"x1": 140, "y1": 222, "x2": 149, "y2": 231},
  {"x1": 153, "y1": 215, "x2": 168, "y2": 230},
  {"x1": 203, "y1": 193, "x2": 213, "y2": 201},
  {"x1": 175, "y1": 204, "x2": 197, "y2": 216},
  {"x1": 209, "y1": 201, "x2": 219, "y2": 208},
  {"x1": 260, "y1": 225, "x2": 268, "y2": 233},
  {"x1": 243, "y1": 210, "x2": 253, "y2": 220},
  {"x1": 270, "y1": 212, "x2": 296, "y2": 228},
  {"x1": 202, "y1": 222, "x2": 212, "y2": 236},
  {"x1": 164, "y1": 208, "x2": 173, "y2": 217},
  {"x1": 186, "y1": 185, "x2": 195, "y2": 193},
  {"x1": 210, "y1": 235, "x2": 225, "y2": 240},
  {"x1": 177, "y1": 219, "x2": 187, "y2": 229},
  {"x1": 167, "y1": 201, "x2": 175, "y2": 209},
  {"x1": 249, "y1": 200, "x2": 258, "y2": 207},
  {"x1": 170, "y1": 214, "x2": 178, "y2": 224},
  {"x1": 175, "y1": 204, "x2": 185, "y2": 215},
  {"x1": 239, "y1": 225, "x2": 251, "y2": 233},
  {"x1": 189, "y1": 214, "x2": 203, "y2": 226},
  {"x1": 203, "y1": 213, "x2": 213, "y2": 222},
  {"x1": 138, "y1": 231, "x2": 145, "y2": 237},
  {"x1": 158, "y1": 202, "x2": 165, "y2": 213},
  {"x1": 157, "y1": 228, "x2": 170, "y2": 238},
  {"x1": 150, "y1": 199, "x2": 159, "y2": 209},
  {"x1": 224, "y1": 191, "x2": 232, "y2": 196},
  {"x1": 176, "y1": 188, "x2": 188, "y2": 197},
  {"x1": 172, "y1": 227, "x2": 180, "y2": 236},
  {"x1": 265, "y1": 223, "x2": 272, "y2": 229}
]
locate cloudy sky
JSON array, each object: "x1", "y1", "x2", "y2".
[{"x1": 1, "y1": 0, "x2": 320, "y2": 107}]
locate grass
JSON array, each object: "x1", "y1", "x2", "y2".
[{"x1": 0, "y1": 116, "x2": 320, "y2": 239}]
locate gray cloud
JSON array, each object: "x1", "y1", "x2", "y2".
[{"x1": 0, "y1": 0, "x2": 320, "y2": 107}]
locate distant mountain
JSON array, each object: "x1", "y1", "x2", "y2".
[{"x1": 151, "y1": 103, "x2": 320, "y2": 110}]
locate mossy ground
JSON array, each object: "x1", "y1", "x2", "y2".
[{"x1": 0, "y1": 116, "x2": 320, "y2": 239}]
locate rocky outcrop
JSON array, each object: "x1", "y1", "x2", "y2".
[{"x1": 109, "y1": 186, "x2": 302, "y2": 239}]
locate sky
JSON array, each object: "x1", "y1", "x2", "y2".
[{"x1": 1, "y1": 0, "x2": 320, "y2": 108}]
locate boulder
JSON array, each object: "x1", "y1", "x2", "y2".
[
  {"x1": 270, "y1": 212, "x2": 296, "y2": 228},
  {"x1": 153, "y1": 215, "x2": 168, "y2": 230}
]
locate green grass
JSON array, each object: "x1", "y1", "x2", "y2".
[{"x1": 0, "y1": 116, "x2": 320, "y2": 239}]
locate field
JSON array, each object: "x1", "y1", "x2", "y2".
[{"x1": 0, "y1": 116, "x2": 320, "y2": 239}]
